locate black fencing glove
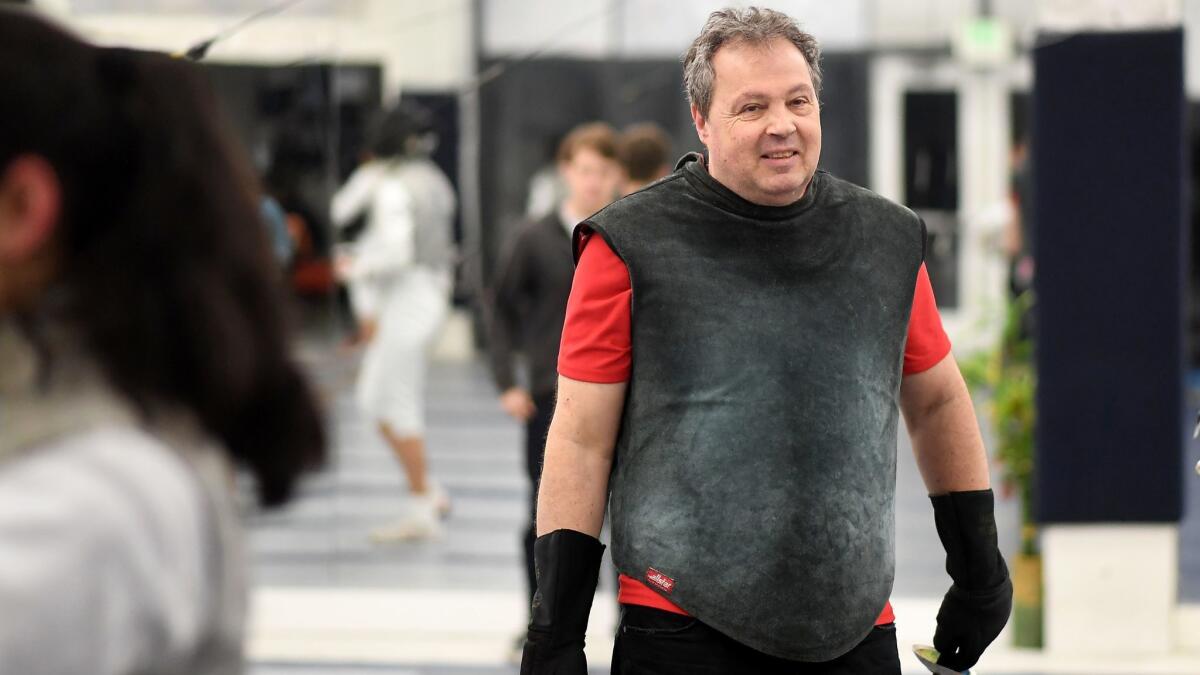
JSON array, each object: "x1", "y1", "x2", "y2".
[
  {"x1": 930, "y1": 489, "x2": 1013, "y2": 672},
  {"x1": 520, "y1": 529, "x2": 605, "y2": 675}
]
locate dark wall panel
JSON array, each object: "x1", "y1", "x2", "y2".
[
  {"x1": 1033, "y1": 29, "x2": 1186, "y2": 523},
  {"x1": 202, "y1": 63, "x2": 383, "y2": 255}
]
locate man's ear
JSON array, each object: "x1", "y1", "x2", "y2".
[
  {"x1": 691, "y1": 104, "x2": 710, "y2": 147},
  {"x1": 0, "y1": 155, "x2": 61, "y2": 263}
]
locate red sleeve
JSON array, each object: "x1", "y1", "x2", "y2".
[
  {"x1": 903, "y1": 263, "x2": 952, "y2": 375},
  {"x1": 557, "y1": 233, "x2": 633, "y2": 383},
  {"x1": 559, "y1": 248, "x2": 944, "y2": 380}
]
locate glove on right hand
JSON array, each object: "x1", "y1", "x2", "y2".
[{"x1": 520, "y1": 529, "x2": 605, "y2": 675}]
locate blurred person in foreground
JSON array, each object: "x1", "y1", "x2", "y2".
[
  {"x1": 0, "y1": 8, "x2": 325, "y2": 674},
  {"x1": 522, "y1": 7, "x2": 1011, "y2": 675},
  {"x1": 615, "y1": 122, "x2": 672, "y2": 196},
  {"x1": 331, "y1": 104, "x2": 458, "y2": 542},
  {"x1": 487, "y1": 122, "x2": 622, "y2": 619}
]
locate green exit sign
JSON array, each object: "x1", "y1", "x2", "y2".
[{"x1": 954, "y1": 17, "x2": 1014, "y2": 66}]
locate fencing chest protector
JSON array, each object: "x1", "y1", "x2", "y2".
[{"x1": 580, "y1": 154, "x2": 925, "y2": 662}]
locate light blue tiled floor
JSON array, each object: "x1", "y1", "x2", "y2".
[
  {"x1": 247, "y1": 335, "x2": 1200, "y2": 675},
  {"x1": 245, "y1": 348, "x2": 1023, "y2": 596}
]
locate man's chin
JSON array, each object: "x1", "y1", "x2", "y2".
[{"x1": 755, "y1": 177, "x2": 810, "y2": 204}]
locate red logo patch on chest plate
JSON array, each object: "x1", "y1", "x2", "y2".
[{"x1": 645, "y1": 567, "x2": 675, "y2": 594}]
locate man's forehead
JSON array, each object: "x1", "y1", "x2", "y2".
[
  {"x1": 713, "y1": 36, "x2": 806, "y2": 64},
  {"x1": 711, "y1": 38, "x2": 814, "y2": 98},
  {"x1": 713, "y1": 38, "x2": 810, "y2": 72}
]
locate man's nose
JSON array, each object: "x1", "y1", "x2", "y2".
[{"x1": 764, "y1": 107, "x2": 797, "y2": 138}]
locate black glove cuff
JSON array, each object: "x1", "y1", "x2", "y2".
[
  {"x1": 930, "y1": 489, "x2": 1009, "y2": 591},
  {"x1": 948, "y1": 577, "x2": 1013, "y2": 605},
  {"x1": 529, "y1": 529, "x2": 605, "y2": 647}
]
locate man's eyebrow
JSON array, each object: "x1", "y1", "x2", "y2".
[
  {"x1": 730, "y1": 90, "x2": 767, "y2": 107},
  {"x1": 730, "y1": 83, "x2": 815, "y2": 107}
]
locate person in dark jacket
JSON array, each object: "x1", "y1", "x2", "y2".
[{"x1": 488, "y1": 121, "x2": 622, "y2": 611}]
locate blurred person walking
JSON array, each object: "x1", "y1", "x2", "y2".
[
  {"x1": 0, "y1": 9, "x2": 326, "y2": 674},
  {"x1": 1005, "y1": 138, "x2": 1035, "y2": 299},
  {"x1": 487, "y1": 122, "x2": 622, "y2": 621},
  {"x1": 615, "y1": 122, "x2": 672, "y2": 196},
  {"x1": 331, "y1": 104, "x2": 458, "y2": 542}
]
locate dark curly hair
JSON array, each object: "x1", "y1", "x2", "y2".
[{"x1": 0, "y1": 9, "x2": 326, "y2": 507}]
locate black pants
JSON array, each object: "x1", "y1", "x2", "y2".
[
  {"x1": 612, "y1": 605, "x2": 901, "y2": 675},
  {"x1": 523, "y1": 391, "x2": 556, "y2": 605}
]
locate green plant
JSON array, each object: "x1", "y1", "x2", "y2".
[
  {"x1": 962, "y1": 292, "x2": 1037, "y2": 555},
  {"x1": 963, "y1": 291, "x2": 1042, "y2": 647}
]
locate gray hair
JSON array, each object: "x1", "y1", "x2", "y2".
[{"x1": 682, "y1": 7, "x2": 822, "y2": 117}]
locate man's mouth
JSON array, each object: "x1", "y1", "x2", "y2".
[{"x1": 762, "y1": 150, "x2": 799, "y2": 160}]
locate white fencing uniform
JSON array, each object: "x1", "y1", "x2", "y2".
[{"x1": 332, "y1": 157, "x2": 456, "y2": 435}]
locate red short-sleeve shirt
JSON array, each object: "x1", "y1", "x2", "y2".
[{"x1": 557, "y1": 232, "x2": 952, "y2": 624}]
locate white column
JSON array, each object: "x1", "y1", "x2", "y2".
[
  {"x1": 867, "y1": 56, "x2": 907, "y2": 205},
  {"x1": 950, "y1": 64, "x2": 1010, "y2": 353},
  {"x1": 1042, "y1": 525, "x2": 1178, "y2": 655}
]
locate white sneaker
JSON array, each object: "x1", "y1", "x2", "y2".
[
  {"x1": 369, "y1": 493, "x2": 442, "y2": 543},
  {"x1": 429, "y1": 480, "x2": 452, "y2": 519}
]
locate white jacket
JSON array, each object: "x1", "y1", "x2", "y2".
[{"x1": 0, "y1": 319, "x2": 245, "y2": 675}]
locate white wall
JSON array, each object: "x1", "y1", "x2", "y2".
[
  {"x1": 480, "y1": 0, "x2": 1046, "y2": 58},
  {"x1": 871, "y1": 0, "x2": 1037, "y2": 48},
  {"x1": 482, "y1": 0, "x2": 869, "y2": 58},
  {"x1": 482, "y1": 0, "x2": 617, "y2": 58},
  {"x1": 47, "y1": 0, "x2": 474, "y2": 98},
  {"x1": 1187, "y1": 0, "x2": 1200, "y2": 97}
]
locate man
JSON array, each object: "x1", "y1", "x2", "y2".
[
  {"x1": 521, "y1": 8, "x2": 1011, "y2": 675},
  {"x1": 487, "y1": 121, "x2": 623, "y2": 612},
  {"x1": 615, "y1": 122, "x2": 672, "y2": 196}
]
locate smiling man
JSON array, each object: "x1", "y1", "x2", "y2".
[{"x1": 521, "y1": 8, "x2": 1012, "y2": 675}]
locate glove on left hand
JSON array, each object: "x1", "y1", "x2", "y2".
[{"x1": 930, "y1": 489, "x2": 1013, "y2": 672}]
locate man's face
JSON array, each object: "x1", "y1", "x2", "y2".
[
  {"x1": 560, "y1": 146, "x2": 622, "y2": 217},
  {"x1": 692, "y1": 37, "x2": 822, "y2": 207}
]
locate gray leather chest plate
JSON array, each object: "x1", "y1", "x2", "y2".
[{"x1": 582, "y1": 158, "x2": 924, "y2": 661}]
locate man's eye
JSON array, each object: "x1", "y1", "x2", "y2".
[
  {"x1": 792, "y1": 98, "x2": 810, "y2": 107},
  {"x1": 742, "y1": 105, "x2": 762, "y2": 113}
]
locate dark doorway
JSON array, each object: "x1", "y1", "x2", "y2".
[{"x1": 904, "y1": 90, "x2": 960, "y2": 308}]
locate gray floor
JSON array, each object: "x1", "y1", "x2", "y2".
[
  {"x1": 246, "y1": 339, "x2": 1199, "y2": 675},
  {"x1": 245, "y1": 351, "x2": 1022, "y2": 595},
  {"x1": 246, "y1": 356, "x2": 528, "y2": 592}
]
